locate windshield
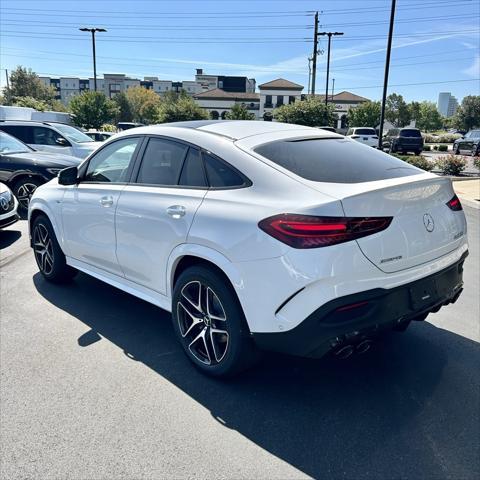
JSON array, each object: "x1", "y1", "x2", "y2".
[
  {"x1": 52, "y1": 124, "x2": 94, "y2": 143},
  {"x1": 354, "y1": 128, "x2": 376, "y2": 135},
  {"x1": 0, "y1": 131, "x2": 32, "y2": 154},
  {"x1": 468, "y1": 130, "x2": 480, "y2": 138}
]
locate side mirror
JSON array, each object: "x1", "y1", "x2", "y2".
[
  {"x1": 56, "y1": 137, "x2": 69, "y2": 146},
  {"x1": 58, "y1": 166, "x2": 78, "y2": 185}
]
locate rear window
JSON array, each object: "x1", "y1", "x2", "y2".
[
  {"x1": 354, "y1": 128, "x2": 376, "y2": 135},
  {"x1": 254, "y1": 138, "x2": 422, "y2": 184},
  {"x1": 400, "y1": 129, "x2": 421, "y2": 138}
]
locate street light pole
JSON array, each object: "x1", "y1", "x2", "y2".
[
  {"x1": 79, "y1": 27, "x2": 107, "y2": 92},
  {"x1": 378, "y1": 0, "x2": 396, "y2": 150},
  {"x1": 318, "y1": 32, "x2": 344, "y2": 105}
]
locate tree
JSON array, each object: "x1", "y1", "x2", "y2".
[
  {"x1": 125, "y1": 86, "x2": 161, "y2": 124},
  {"x1": 454, "y1": 95, "x2": 480, "y2": 130},
  {"x1": 113, "y1": 92, "x2": 133, "y2": 123},
  {"x1": 225, "y1": 103, "x2": 255, "y2": 120},
  {"x1": 273, "y1": 97, "x2": 336, "y2": 127},
  {"x1": 408, "y1": 101, "x2": 421, "y2": 124},
  {"x1": 415, "y1": 101, "x2": 443, "y2": 132},
  {"x1": 70, "y1": 92, "x2": 118, "y2": 129},
  {"x1": 12, "y1": 96, "x2": 49, "y2": 111},
  {"x1": 347, "y1": 101, "x2": 381, "y2": 128},
  {"x1": 3, "y1": 66, "x2": 55, "y2": 105},
  {"x1": 155, "y1": 92, "x2": 208, "y2": 123},
  {"x1": 385, "y1": 93, "x2": 410, "y2": 127}
]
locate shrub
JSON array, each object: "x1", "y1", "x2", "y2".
[
  {"x1": 423, "y1": 145, "x2": 431, "y2": 151},
  {"x1": 423, "y1": 133, "x2": 461, "y2": 143},
  {"x1": 433, "y1": 145, "x2": 439, "y2": 150},
  {"x1": 100, "y1": 123, "x2": 117, "y2": 132},
  {"x1": 473, "y1": 156, "x2": 480, "y2": 170},
  {"x1": 391, "y1": 154, "x2": 434, "y2": 171},
  {"x1": 435, "y1": 154, "x2": 467, "y2": 176},
  {"x1": 438, "y1": 144, "x2": 448, "y2": 152}
]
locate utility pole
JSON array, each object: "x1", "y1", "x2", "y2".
[
  {"x1": 311, "y1": 11, "x2": 319, "y2": 96},
  {"x1": 331, "y1": 78, "x2": 335, "y2": 100},
  {"x1": 5, "y1": 69, "x2": 9, "y2": 89},
  {"x1": 79, "y1": 27, "x2": 107, "y2": 91},
  {"x1": 378, "y1": 0, "x2": 396, "y2": 150},
  {"x1": 307, "y1": 55, "x2": 313, "y2": 94},
  {"x1": 318, "y1": 32, "x2": 344, "y2": 105}
]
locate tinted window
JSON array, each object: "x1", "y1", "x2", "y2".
[
  {"x1": 32, "y1": 127, "x2": 63, "y2": 146},
  {"x1": 254, "y1": 138, "x2": 421, "y2": 184},
  {"x1": 85, "y1": 137, "x2": 140, "y2": 183},
  {"x1": 137, "y1": 138, "x2": 188, "y2": 185},
  {"x1": 354, "y1": 128, "x2": 376, "y2": 135},
  {"x1": 0, "y1": 125, "x2": 33, "y2": 143},
  {"x1": 204, "y1": 153, "x2": 246, "y2": 188},
  {"x1": 400, "y1": 129, "x2": 421, "y2": 138},
  {"x1": 179, "y1": 148, "x2": 207, "y2": 187},
  {"x1": 0, "y1": 131, "x2": 31, "y2": 154}
]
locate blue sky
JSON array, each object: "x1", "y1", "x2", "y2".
[{"x1": 1, "y1": 0, "x2": 479, "y2": 102}]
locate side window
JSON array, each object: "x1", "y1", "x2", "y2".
[
  {"x1": 84, "y1": 137, "x2": 140, "y2": 183},
  {"x1": 32, "y1": 127, "x2": 60, "y2": 146},
  {"x1": 203, "y1": 153, "x2": 246, "y2": 188},
  {"x1": 0, "y1": 126, "x2": 33, "y2": 143},
  {"x1": 179, "y1": 148, "x2": 207, "y2": 188},
  {"x1": 136, "y1": 137, "x2": 188, "y2": 186}
]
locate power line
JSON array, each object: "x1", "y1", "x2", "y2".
[{"x1": 337, "y1": 78, "x2": 480, "y2": 90}]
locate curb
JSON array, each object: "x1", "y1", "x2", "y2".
[{"x1": 458, "y1": 197, "x2": 479, "y2": 209}]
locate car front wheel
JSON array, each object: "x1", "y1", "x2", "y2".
[
  {"x1": 13, "y1": 177, "x2": 43, "y2": 211},
  {"x1": 32, "y1": 214, "x2": 77, "y2": 283},
  {"x1": 172, "y1": 265, "x2": 259, "y2": 377},
  {"x1": 454, "y1": 144, "x2": 461, "y2": 155}
]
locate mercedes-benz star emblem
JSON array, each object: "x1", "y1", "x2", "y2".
[
  {"x1": 423, "y1": 213, "x2": 435, "y2": 232},
  {"x1": 0, "y1": 197, "x2": 9, "y2": 211}
]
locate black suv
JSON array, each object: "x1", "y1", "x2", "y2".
[
  {"x1": 0, "y1": 130, "x2": 79, "y2": 210},
  {"x1": 453, "y1": 129, "x2": 480, "y2": 156},
  {"x1": 383, "y1": 128, "x2": 424, "y2": 155}
]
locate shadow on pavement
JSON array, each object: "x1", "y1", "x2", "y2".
[
  {"x1": 33, "y1": 271, "x2": 480, "y2": 479},
  {"x1": 0, "y1": 229, "x2": 22, "y2": 250}
]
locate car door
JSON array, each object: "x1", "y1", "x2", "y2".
[
  {"x1": 115, "y1": 136, "x2": 208, "y2": 294},
  {"x1": 30, "y1": 126, "x2": 74, "y2": 156},
  {"x1": 61, "y1": 136, "x2": 143, "y2": 276}
]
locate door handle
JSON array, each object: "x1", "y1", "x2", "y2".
[
  {"x1": 100, "y1": 195, "x2": 114, "y2": 207},
  {"x1": 167, "y1": 205, "x2": 186, "y2": 218}
]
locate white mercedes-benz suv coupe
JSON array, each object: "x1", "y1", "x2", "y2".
[{"x1": 28, "y1": 121, "x2": 468, "y2": 377}]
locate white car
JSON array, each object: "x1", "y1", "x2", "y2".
[
  {"x1": 28, "y1": 121, "x2": 468, "y2": 377},
  {"x1": 346, "y1": 127, "x2": 379, "y2": 147},
  {"x1": 0, "y1": 182, "x2": 19, "y2": 229},
  {"x1": 0, "y1": 121, "x2": 102, "y2": 159}
]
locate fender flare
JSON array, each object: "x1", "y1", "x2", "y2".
[
  {"x1": 166, "y1": 244, "x2": 243, "y2": 301},
  {"x1": 28, "y1": 200, "x2": 64, "y2": 248}
]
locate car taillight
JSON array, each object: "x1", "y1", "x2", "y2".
[
  {"x1": 446, "y1": 194, "x2": 462, "y2": 211},
  {"x1": 258, "y1": 214, "x2": 393, "y2": 249}
]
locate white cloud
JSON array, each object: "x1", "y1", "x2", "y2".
[{"x1": 462, "y1": 55, "x2": 480, "y2": 77}]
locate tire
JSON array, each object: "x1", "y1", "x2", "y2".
[
  {"x1": 32, "y1": 214, "x2": 77, "y2": 283},
  {"x1": 172, "y1": 265, "x2": 259, "y2": 378},
  {"x1": 472, "y1": 145, "x2": 479, "y2": 157},
  {"x1": 414, "y1": 150, "x2": 422, "y2": 156},
  {"x1": 13, "y1": 177, "x2": 43, "y2": 211},
  {"x1": 389, "y1": 144, "x2": 396, "y2": 154},
  {"x1": 454, "y1": 144, "x2": 461, "y2": 155}
]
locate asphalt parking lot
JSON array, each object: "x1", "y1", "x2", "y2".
[{"x1": 0, "y1": 207, "x2": 479, "y2": 480}]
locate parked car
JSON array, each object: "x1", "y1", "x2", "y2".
[
  {"x1": 0, "y1": 120, "x2": 102, "y2": 159},
  {"x1": 317, "y1": 126, "x2": 336, "y2": 133},
  {"x1": 346, "y1": 127, "x2": 379, "y2": 147},
  {"x1": 0, "y1": 182, "x2": 19, "y2": 229},
  {"x1": 383, "y1": 128, "x2": 424, "y2": 154},
  {"x1": 29, "y1": 121, "x2": 467, "y2": 377},
  {"x1": 0, "y1": 131, "x2": 80, "y2": 210},
  {"x1": 86, "y1": 131, "x2": 116, "y2": 142},
  {"x1": 453, "y1": 129, "x2": 480, "y2": 156}
]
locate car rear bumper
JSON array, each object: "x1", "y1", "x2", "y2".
[{"x1": 252, "y1": 251, "x2": 467, "y2": 358}]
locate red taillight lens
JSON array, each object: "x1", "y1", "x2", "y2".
[
  {"x1": 258, "y1": 214, "x2": 393, "y2": 249},
  {"x1": 446, "y1": 194, "x2": 462, "y2": 211}
]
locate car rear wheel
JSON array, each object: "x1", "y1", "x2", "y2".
[
  {"x1": 13, "y1": 177, "x2": 43, "y2": 211},
  {"x1": 172, "y1": 265, "x2": 259, "y2": 378},
  {"x1": 32, "y1": 214, "x2": 77, "y2": 283},
  {"x1": 454, "y1": 144, "x2": 461, "y2": 155}
]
